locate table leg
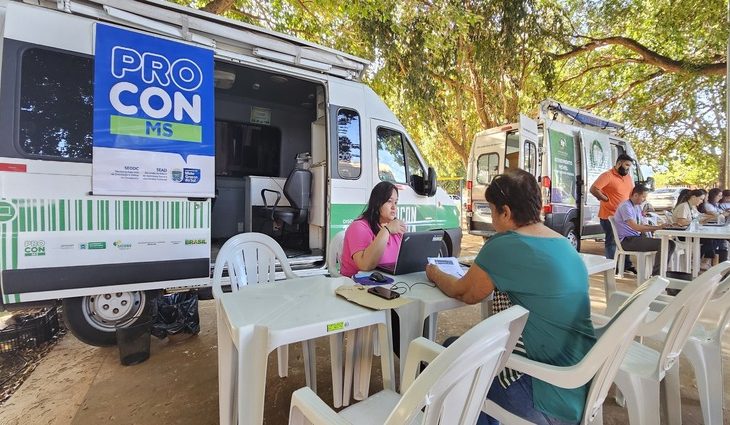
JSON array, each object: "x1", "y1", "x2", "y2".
[
  {"x1": 692, "y1": 237, "x2": 701, "y2": 278},
  {"x1": 377, "y1": 322, "x2": 395, "y2": 391},
  {"x1": 354, "y1": 326, "x2": 373, "y2": 400},
  {"x1": 302, "y1": 340, "x2": 317, "y2": 392},
  {"x1": 217, "y1": 303, "x2": 236, "y2": 425},
  {"x1": 236, "y1": 326, "x2": 269, "y2": 425},
  {"x1": 329, "y1": 333, "x2": 343, "y2": 408},
  {"x1": 660, "y1": 236, "x2": 669, "y2": 278},
  {"x1": 342, "y1": 330, "x2": 356, "y2": 407},
  {"x1": 394, "y1": 302, "x2": 421, "y2": 388},
  {"x1": 604, "y1": 269, "x2": 617, "y2": 300}
]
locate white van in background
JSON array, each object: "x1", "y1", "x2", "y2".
[
  {"x1": 0, "y1": 0, "x2": 461, "y2": 346},
  {"x1": 465, "y1": 99, "x2": 652, "y2": 249}
]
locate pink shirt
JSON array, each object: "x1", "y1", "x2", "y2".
[{"x1": 340, "y1": 219, "x2": 403, "y2": 277}]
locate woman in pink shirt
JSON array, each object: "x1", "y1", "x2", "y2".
[{"x1": 340, "y1": 181, "x2": 407, "y2": 277}]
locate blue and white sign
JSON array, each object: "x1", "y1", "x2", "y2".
[{"x1": 92, "y1": 24, "x2": 215, "y2": 197}]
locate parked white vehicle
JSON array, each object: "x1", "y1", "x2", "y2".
[
  {"x1": 0, "y1": 0, "x2": 461, "y2": 346},
  {"x1": 646, "y1": 187, "x2": 687, "y2": 211},
  {"x1": 465, "y1": 100, "x2": 652, "y2": 249}
]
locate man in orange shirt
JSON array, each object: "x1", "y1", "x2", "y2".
[{"x1": 590, "y1": 153, "x2": 635, "y2": 271}]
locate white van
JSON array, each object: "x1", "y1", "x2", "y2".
[
  {"x1": 0, "y1": 0, "x2": 461, "y2": 346},
  {"x1": 465, "y1": 99, "x2": 651, "y2": 248}
]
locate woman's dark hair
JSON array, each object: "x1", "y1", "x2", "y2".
[
  {"x1": 359, "y1": 181, "x2": 398, "y2": 234},
  {"x1": 675, "y1": 189, "x2": 691, "y2": 207},
  {"x1": 708, "y1": 188, "x2": 722, "y2": 205},
  {"x1": 484, "y1": 168, "x2": 542, "y2": 227},
  {"x1": 723, "y1": 189, "x2": 730, "y2": 198}
]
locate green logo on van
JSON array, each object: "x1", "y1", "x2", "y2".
[{"x1": 0, "y1": 201, "x2": 16, "y2": 223}]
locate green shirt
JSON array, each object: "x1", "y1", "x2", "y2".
[{"x1": 475, "y1": 231, "x2": 596, "y2": 422}]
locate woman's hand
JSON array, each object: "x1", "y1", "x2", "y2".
[
  {"x1": 384, "y1": 218, "x2": 407, "y2": 235},
  {"x1": 425, "y1": 263, "x2": 440, "y2": 282}
]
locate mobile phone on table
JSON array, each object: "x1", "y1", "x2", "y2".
[{"x1": 367, "y1": 286, "x2": 400, "y2": 300}]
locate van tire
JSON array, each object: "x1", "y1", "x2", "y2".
[
  {"x1": 62, "y1": 290, "x2": 157, "y2": 347},
  {"x1": 563, "y1": 221, "x2": 580, "y2": 251}
]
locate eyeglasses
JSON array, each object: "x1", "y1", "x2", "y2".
[{"x1": 489, "y1": 175, "x2": 508, "y2": 200}]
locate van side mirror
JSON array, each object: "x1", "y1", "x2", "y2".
[
  {"x1": 642, "y1": 176, "x2": 655, "y2": 191},
  {"x1": 410, "y1": 167, "x2": 437, "y2": 197},
  {"x1": 425, "y1": 167, "x2": 437, "y2": 197}
]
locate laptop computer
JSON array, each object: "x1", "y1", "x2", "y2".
[{"x1": 378, "y1": 230, "x2": 444, "y2": 275}]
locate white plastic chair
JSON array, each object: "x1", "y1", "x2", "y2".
[
  {"x1": 598, "y1": 262, "x2": 729, "y2": 425},
  {"x1": 609, "y1": 264, "x2": 730, "y2": 425},
  {"x1": 483, "y1": 276, "x2": 669, "y2": 425},
  {"x1": 662, "y1": 211, "x2": 691, "y2": 272},
  {"x1": 289, "y1": 306, "x2": 529, "y2": 425},
  {"x1": 211, "y1": 233, "x2": 316, "y2": 387},
  {"x1": 608, "y1": 216, "x2": 655, "y2": 282}
]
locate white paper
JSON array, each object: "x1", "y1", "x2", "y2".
[{"x1": 428, "y1": 257, "x2": 465, "y2": 277}]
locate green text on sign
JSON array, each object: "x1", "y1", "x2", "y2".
[{"x1": 110, "y1": 115, "x2": 202, "y2": 143}]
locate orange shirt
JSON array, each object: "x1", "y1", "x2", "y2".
[{"x1": 593, "y1": 168, "x2": 634, "y2": 219}]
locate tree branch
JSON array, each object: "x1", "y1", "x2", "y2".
[
  {"x1": 202, "y1": 0, "x2": 235, "y2": 14},
  {"x1": 554, "y1": 36, "x2": 726, "y2": 76},
  {"x1": 583, "y1": 70, "x2": 665, "y2": 110}
]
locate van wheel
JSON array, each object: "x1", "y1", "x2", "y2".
[
  {"x1": 564, "y1": 222, "x2": 580, "y2": 251},
  {"x1": 438, "y1": 239, "x2": 450, "y2": 257},
  {"x1": 62, "y1": 290, "x2": 157, "y2": 347}
]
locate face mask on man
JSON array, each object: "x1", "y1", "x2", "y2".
[{"x1": 617, "y1": 167, "x2": 629, "y2": 176}]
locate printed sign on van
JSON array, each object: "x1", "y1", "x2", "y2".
[
  {"x1": 92, "y1": 24, "x2": 214, "y2": 197},
  {"x1": 548, "y1": 128, "x2": 577, "y2": 206}
]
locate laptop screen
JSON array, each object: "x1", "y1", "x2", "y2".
[{"x1": 378, "y1": 230, "x2": 444, "y2": 275}]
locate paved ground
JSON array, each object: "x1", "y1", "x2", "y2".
[{"x1": 0, "y1": 236, "x2": 728, "y2": 424}]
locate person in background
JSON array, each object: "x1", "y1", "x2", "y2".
[
  {"x1": 590, "y1": 153, "x2": 635, "y2": 273},
  {"x1": 673, "y1": 189, "x2": 691, "y2": 209},
  {"x1": 427, "y1": 169, "x2": 596, "y2": 425},
  {"x1": 339, "y1": 181, "x2": 407, "y2": 277},
  {"x1": 614, "y1": 184, "x2": 675, "y2": 276},
  {"x1": 702, "y1": 188, "x2": 729, "y2": 263},
  {"x1": 719, "y1": 189, "x2": 730, "y2": 211},
  {"x1": 697, "y1": 188, "x2": 709, "y2": 214},
  {"x1": 671, "y1": 189, "x2": 716, "y2": 270}
]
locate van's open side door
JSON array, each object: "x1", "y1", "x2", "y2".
[{"x1": 518, "y1": 114, "x2": 539, "y2": 176}]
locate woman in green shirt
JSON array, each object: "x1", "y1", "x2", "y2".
[{"x1": 426, "y1": 168, "x2": 596, "y2": 425}]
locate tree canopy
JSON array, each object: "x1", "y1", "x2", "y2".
[{"x1": 181, "y1": 0, "x2": 728, "y2": 186}]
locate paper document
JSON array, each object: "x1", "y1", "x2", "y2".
[{"x1": 427, "y1": 257, "x2": 465, "y2": 277}]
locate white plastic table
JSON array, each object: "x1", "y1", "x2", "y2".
[
  {"x1": 216, "y1": 275, "x2": 394, "y2": 425},
  {"x1": 579, "y1": 253, "x2": 617, "y2": 299},
  {"x1": 656, "y1": 224, "x2": 730, "y2": 278}
]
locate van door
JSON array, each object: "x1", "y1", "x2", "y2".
[
  {"x1": 467, "y1": 130, "x2": 505, "y2": 237},
  {"x1": 518, "y1": 114, "x2": 539, "y2": 176},
  {"x1": 580, "y1": 129, "x2": 611, "y2": 238},
  {"x1": 371, "y1": 120, "x2": 430, "y2": 231}
]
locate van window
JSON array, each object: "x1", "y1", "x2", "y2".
[
  {"x1": 376, "y1": 128, "x2": 407, "y2": 183},
  {"x1": 215, "y1": 121, "x2": 280, "y2": 176},
  {"x1": 404, "y1": 140, "x2": 425, "y2": 180},
  {"x1": 337, "y1": 109, "x2": 361, "y2": 179},
  {"x1": 505, "y1": 131, "x2": 519, "y2": 171},
  {"x1": 523, "y1": 141, "x2": 537, "y2": 175},
  {"x1": 476, "y1": 153, "x2": 500, "y2": 185},
  {"x1": 19, "y1": 48, "x2": 93, "y2": 161}
]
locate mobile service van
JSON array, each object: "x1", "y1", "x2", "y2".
[
  {"x1": 0, "y1": 0, "x2": 461, "y2": 346},
  {"x1": 465, "y1": 99, "x2": 651, "y2": 248}
]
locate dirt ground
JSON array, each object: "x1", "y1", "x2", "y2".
[{"x1": 0, "y1": 237, "x2": 728, "y2": 424}]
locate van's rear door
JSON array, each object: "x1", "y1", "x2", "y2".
[
  {"x1": 518, "y1": 114, "x2": 539, "y2": 176},
  {"x1": 468, "y1": 129, "x2": 506, "y2": 237}
]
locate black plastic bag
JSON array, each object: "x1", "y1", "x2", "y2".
[{"x1": 151, "y1": 292, "x2": 200, "y2": 339}]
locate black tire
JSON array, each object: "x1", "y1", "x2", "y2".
[
  {"x1": 563, "y1": 221, "x2": 581, "y2": 251},
  {"x1": 62, "y1": 290, "x2": 157, "y2": 347},
  {"x1": 438, "y1": 239, "x2": 450, "y2": 257}
]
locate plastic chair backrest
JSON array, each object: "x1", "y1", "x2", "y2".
[
  {"x1": 607, "y1": 216, "x2": 627, "y2": 254},
  {"x1": 697, "y1": 267, "x2": 730, "y2": 340},
  {"x1": 639, "y1": 262, "x2": 729, "y2": 376},
  {"x1": 385, "y1": 306, "x2": 528, "y2": 425},
  {"x1": 582, "y1": 276, "x2": 669, "y2": 423},
  {"x1": 327, "y1": 231, "x2": 346, "y2": 277},
  {"x1": 664, "y1": 210, "x2": 674, "y2": 223},
  {"x1": 211, "y1": 232, "x2": 296, "y2": 298},
  {"x1": 283, "y1": 168, "x2": 312, "y2": 211}
]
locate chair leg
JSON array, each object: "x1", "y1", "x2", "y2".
[
  {"x1": 662, "y1": 363, "x2": 682, "y2": 425},
  {"x1": 616, "y1": 253, "x2": 625, "y2": 278},
  {"x1": 685, "y1": 340, "x2": 724, "y2": 425},
  {"x1": 636, "y1": 254, "x2": 646, "y2": 283},
  {"x1": 302, "y1": 340, "x2": 317, "y2": 392},
  {"x1": 615, "y1": 370, "x2": 661, "y2": 425}
]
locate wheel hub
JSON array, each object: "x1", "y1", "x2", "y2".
[{"x1": 83, "y1": 292, "x2": 144, "y2": 330}]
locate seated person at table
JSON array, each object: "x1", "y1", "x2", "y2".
[
  {"x1": 340, "y1": 181, "x2": 407, "y2": 277},
  {"x1": 614, "y1": 184, "x2": 675, "y2": 276},
  {"x1": 702, "y1": 188, "x2": 730, "y2": 263},
  {"x1": 672, "y1": 189, "x2": 716, "y2": 270},
  {"x1": 719, "y1": 189, "x2": 730, "y2": 211},
  {"x1": 426, "y1": 169, "x2": 596, "y2": 425}
]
